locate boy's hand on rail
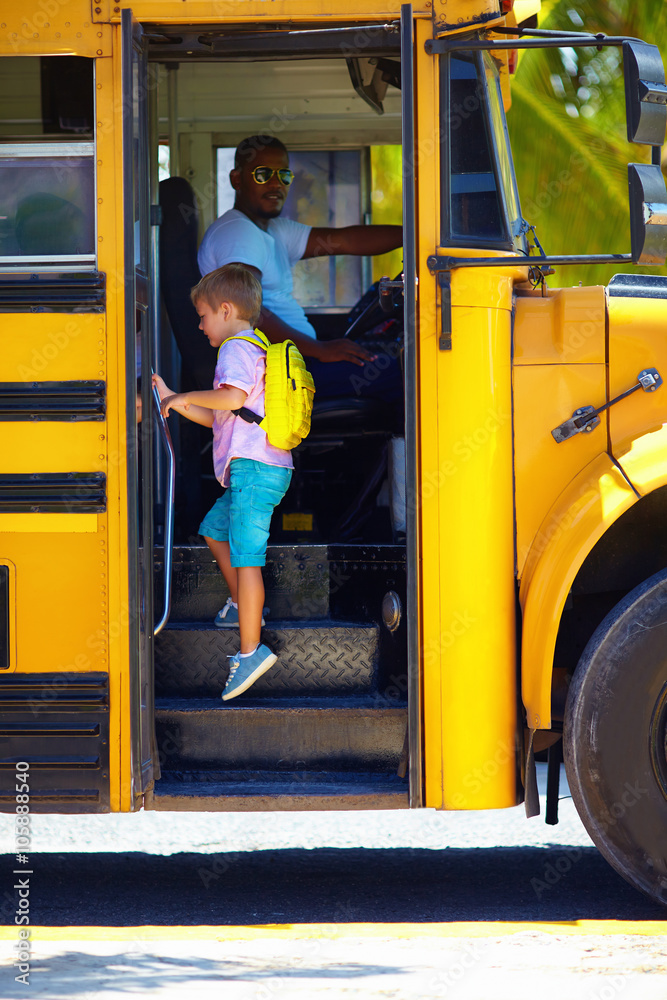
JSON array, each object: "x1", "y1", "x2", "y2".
[{"x1": 151, "y1": 373, "x2": 174, "y2": 401}]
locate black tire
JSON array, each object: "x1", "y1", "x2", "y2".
[{"x1": 564, "y1": 567, "x2": 667, "y2": 905}]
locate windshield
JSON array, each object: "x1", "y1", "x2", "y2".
[
  {"x1": 441, "y1": 52, "x2": 526, "y2": 252},
  {"x1": 483, "y1": 52, "x2": 526, "y2": 251}
]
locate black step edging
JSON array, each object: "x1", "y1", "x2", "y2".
[
  {"x1": 148, "y1": 770, "x2": 409, "y2": 811},
  {"x1": 155, "y1": 621, "x2": 380, "y2": 697}
]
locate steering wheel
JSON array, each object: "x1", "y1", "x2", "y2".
[{"x1": 344, "y1": 273, "x2": 404, "y2": 340}]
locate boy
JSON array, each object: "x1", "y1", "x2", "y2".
[{"x1": 152, "y1": 263, "x2": 293, "y2": 701}]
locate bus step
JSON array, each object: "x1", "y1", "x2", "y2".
[
  {"x1": 146, "y1": 770, "x2": 409, "y2": 811},
  {"x1": 155, "y1": 620, "x2": 380, "y2": 697},
  {"x1": 153, "y1": 543, "x2": 406, "y2": 623},
  {"x1": 156, "y1": 545, "x2": 331, "y2": 621},
  {"x1": 154, "y1": 698, "x2": 407, "y2": 772}
]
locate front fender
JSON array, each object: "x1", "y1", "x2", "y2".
[
  {"x1": 615, "y1": 423, "x2": 667, "y2": 496},
  {"x1": 519, "y1": 453, "x2": 637, "y2": 729}
]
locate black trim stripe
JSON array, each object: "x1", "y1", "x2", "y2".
[
  {"x1": 0, "y1": 673, "x2": 109, "y2": 812},
  {"x1": 0, "y1": 567, "x2": 8, "y2": 672},
  {"x1": 0, "y1": 472, "x2": 106, "y2": 513},
  {"x1": 0, "y1": 381, "x2": 105, "y2": 421},
  {"x1": 0, "y1": 272, "x2": 105, "y2": 312}
]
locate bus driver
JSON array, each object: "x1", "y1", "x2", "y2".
[{"x1": 197, "y1": 135, "x2": 404, "y2": 402}]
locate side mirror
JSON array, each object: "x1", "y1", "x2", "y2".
[
  {"x1": 628, "y1": 163, "x2": 667, "y2": 264},
  {"x1": 623, "y1": 40, "x2": 667, "y2": 146}
]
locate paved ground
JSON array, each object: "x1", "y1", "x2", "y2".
[{"x1": 1, "y1": 767, "x2": 665, "y2": 998}]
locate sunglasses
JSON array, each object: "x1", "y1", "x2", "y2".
[{"x1": 251, "y1": 166, "x2": 295, "y2": 186}]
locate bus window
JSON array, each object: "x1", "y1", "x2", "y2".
[
  {"x1": 441, "y1": 53, "x2": 508, "y2": 248},
  {"x1": 0, "y1": 57, "x2": 95, "y2": 269}
]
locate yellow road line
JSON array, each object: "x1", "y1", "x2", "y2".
[{"x1": 1, "y1": 922, "x2": 667, "y2": 941}]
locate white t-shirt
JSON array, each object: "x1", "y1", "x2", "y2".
[{"x1": 197, "y1": 208, "x2": 316, "y2": 339}]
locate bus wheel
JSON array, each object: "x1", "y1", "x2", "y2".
[{"x1": 563, "y1": 568, "x2": 667, "y2": 906}]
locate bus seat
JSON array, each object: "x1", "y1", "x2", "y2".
[
  {"x1": 158, "y1": 176, "x2": 217, "y2": 390},
  {"x1": 307, "y1": 394, "x2": 397, "y2": 439}
]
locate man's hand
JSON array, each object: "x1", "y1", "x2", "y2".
[{"x1": 313, "y1": 338, "x2": 377, "y2": 366}]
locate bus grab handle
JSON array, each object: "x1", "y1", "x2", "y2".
[{"x1": 152, "y1": 378, "x2": 176, "y2": 635}]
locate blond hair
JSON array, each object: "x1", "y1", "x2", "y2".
[{"x1": 191, "y1": 263, "x2": 262, "y2": 326}]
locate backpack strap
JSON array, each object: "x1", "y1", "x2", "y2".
[
  {"x1": 233, "y1": 405, "x2": 263, "y2": 426},
  {"x1": 217, "y1": 330, "x2": 270, "y2": 425}
]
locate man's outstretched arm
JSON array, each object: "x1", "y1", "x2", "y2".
[{"x1": 303, "y1": 225, "x2": 402, "y2": 259}]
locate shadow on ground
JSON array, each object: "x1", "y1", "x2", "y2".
[{"x1": 2, "y1": 846, "x2": 664, "y2": 924}]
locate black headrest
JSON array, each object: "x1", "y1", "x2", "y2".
[{"x1": 159, "y1": 177, "x2": 216, "y2": 390}]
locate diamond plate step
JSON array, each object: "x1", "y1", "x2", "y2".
[
  {"x1": 154, "y1": 621, "x2": 379, "y2": 697},
  {"x1": 155, "y1": 699, "x2": 407, "y2": 771},
  {"x1": 155, "y1": 545, "x2": 330, "y2": 621},
  {"x1": 146, "y1": 770, "x2": 409, "y2": 811}
]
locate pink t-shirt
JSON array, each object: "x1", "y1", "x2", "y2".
[{"x1": 211, "y1": 332, "x2": 294, "y2": 487}]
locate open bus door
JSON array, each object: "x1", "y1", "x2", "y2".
[{"x1": 121, "y1": 9, "x2": 161, "y2": 803}]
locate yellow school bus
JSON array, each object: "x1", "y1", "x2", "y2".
[{"x1": 2, "y1": 0, "x2": 667, "y2": 905}]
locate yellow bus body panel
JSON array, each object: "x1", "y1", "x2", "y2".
[
  {"x1": 422, "y1": 257, "x2": 525, "y2": 810},
  {"x1": 0, "y1": 2, "x2": 112, "y2": 57},
  {"x1": 519, "y1": 454, "x2": 637, "y2": 731},
  {"x1": 0, "y1": 39, "x2": 130, "y2": 811},
  {"x1": 513, "y1": 286, "x2": 607, "y2": 575},
  {"x1": 101, "y1": 37, "x2": 133, "y2": 811},
  {"x1": 94, "y1": 0, "x2": 498, "y2": 26},
  {"x1": 607, "y1": 295, "x2": 667, "y2": 495}
]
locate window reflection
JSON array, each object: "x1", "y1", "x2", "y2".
[{"x1": 0, "y1": 148, "x2": 95, "y2": 263}]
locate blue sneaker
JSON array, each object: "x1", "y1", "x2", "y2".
[
  {"x1": 214, "y1": 598, "x2": 265, "y2": 628},
  {"x1": 222, "y1": 644, "x2": 277, "y2": 701}
]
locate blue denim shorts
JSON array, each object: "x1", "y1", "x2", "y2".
[{"x1": 198, "y1": 459, "x2": 292, "y2": 567}]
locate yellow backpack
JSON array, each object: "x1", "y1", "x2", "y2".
[{"x1": 226, "y1": 329, "x2": 316, "y2": 450}]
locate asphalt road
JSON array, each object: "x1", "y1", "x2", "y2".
[
  {"x1": 1, "y1": 842, "x2": 664, "y2": 926},
  {"x1": 0, "y1": 766, "x2": 665, "y2": 925},
  {"x1": 1, "y1": 767, "x2": 666, "y2": 1000}
]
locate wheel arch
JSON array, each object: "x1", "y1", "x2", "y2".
[{"x1": 519, "y1": 453, "x2": 638, "y2": 730}]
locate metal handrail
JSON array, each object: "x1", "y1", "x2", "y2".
[{"x1": 152, "y1": 379, "x2": 175, "y2": 635}]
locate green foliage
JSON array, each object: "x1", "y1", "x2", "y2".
[
  {"x1": 370, "y1": 145, "x2": 404, "y2": 282},
  {"x1": 508, "y1": 0, "x2": 667, "y2": 287}
]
